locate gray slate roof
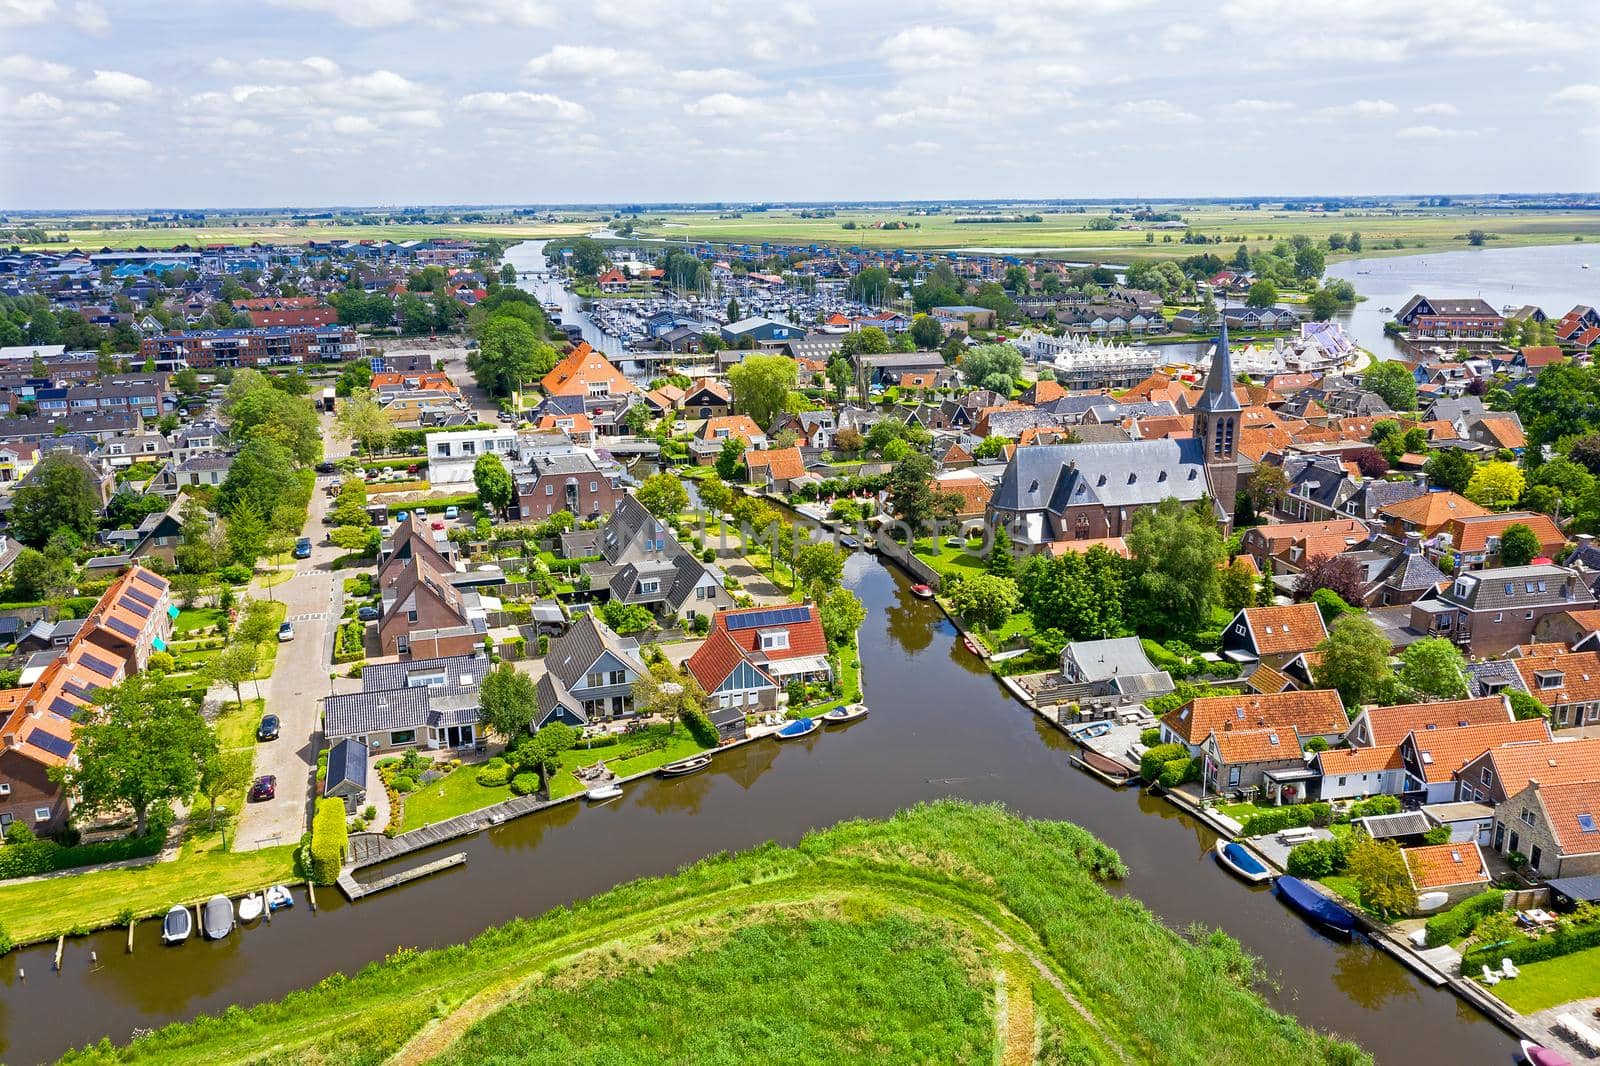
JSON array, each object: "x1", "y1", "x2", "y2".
[{"x1": 991, "y1": 438, "x2": 1209, "y2": 515}]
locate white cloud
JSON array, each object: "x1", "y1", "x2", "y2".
[
  {"x1": 1058, "y1": 117, "x2": 1122, "y2": 133},
  {"x1": 330, "y1": 114, "x2": 376, "y2": 135},
  {"x1": 268, "y1": 0, "x2": 420, "y2": 28},
  {"x1": 1115, "y1": 98, "x2": 1199, "y2": 123},
  {"x1": 83, "y1": 69, "x2": 154, "y2": 101},
  {"x1": 1397, "y1": 124, "x2": 1484, "y2": 138},
  {"x1": 671, "y1": 68, "x2": 764, "y2": 94},
  {"x1": 7, "y1": 89, "x2": 63, "y2": 120},
  {"x1": 456, "y1": 91, "x2": 589, "y2": 123},
  {"x1": 207, "y1": 56, "x2": 340, "y2": 81},
  {"x1": 1220, "y1": 0, "x2": 1583, "y2": 60},
  {"x1": 1526, "y1": 62, "x2": 1562, "y2": 74},
  {"x1": 879, "y1": 25, "x2": 980, "y2": 71},
  {"x1": 0, "y1": 54, "x2": 72, "y2": 82},
  {"x1": 1549, "y1": 84, "x2": 1600, "y2": 106},
  {"x1": 1414, "y1": 102, "x2": 1458, "y2": 115},
  {"x1": 342, "y1": 69, "x2": 428, "y2": 103},
  {"x1": 1313, "y1": 98, "x2": 1398, "y2": 118},
  {"x1": 523, "y1": 44, "x2": 645, "y2": 82},
  {"x1": 684, "y1": 92, "x2": 760, "y2": 118},
  {"x1": 1160, "y1": 22, "x2": 1205, "y2": 53},
  {"x1": 0, "y1": 0, "x2": 54, "y2": 27},
  {"x1": 457, "y1": 0, "x2": 552, "y2": 26},
  {"x1": 71, "y1": 0, "x2": 106, "y2": 34},
  {"x1": 1232, "y1": 98, "x2": 1294, "y2": 112}
]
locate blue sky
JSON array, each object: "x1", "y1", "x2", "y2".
[{"x1": 1, "y1": 0, "x2": 1597, "y2": 209}]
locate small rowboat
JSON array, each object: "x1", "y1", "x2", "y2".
[
  {"x1": 237, "y1": 893, "x2": 264, "y2": 923},
  {"x1": 822, "y1": 703, "x2": 868, "y2": 725},
  {"x1": 776, "y1": 717, "x2": 819, "y2": 740},
  {"x1": 1067, "y1": 721, "x2": 1111, "y2": 740},
  {"x1": 910, "y1": 583, "x2": 935, "y2": 599},
  {"x1": 1214, "y1": 840, "x2": 1273, "y2": 885},
  {"x1": 587, "y1": 783, "x2": 624, "y2": 802},
  {"x1": 1275, "y1": 875, "x2": 1356, "y2": 937},
  {"x1": 657, "y1": 756, "x2": 712, "y2": 778},
  {"x1": 1522, "y1": 1040, "x2": 1573, "y2": 1066},
  {"x1": 162, "y1": 904, "x2": 192, "y2": 945},
  {"x1": 202, "y1": 895, "x2": 234, "y2": 940},
  {"x1": 265, "y1": 885, "x2": 294, "y2": 912},
  {"x1": 962, "y1": 636, "x2": 980, "y2": 656},
  {"x1": 1415, "y1": 891, "x2": 1450, "y2": 913}
]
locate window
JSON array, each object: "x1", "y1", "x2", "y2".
[
  {"x1": 590, "y1": 481, "x2": 598, "y2": 493},
  {"x1": 407, "y1": 609, "x2": 418, "y2": 624},
  {"x1": 462, "y1": 441, "x2": 475, "y2": 455},
  {"x1": 390, "y1": 729, "x2": 416, "y2": 745},
  {"x1": 1521, "y1": 808, "x2": 1535, "y2": 827},
  {"x1": 1338, "y1": 776, "x2": 1347, "y2": 786},
  {"x1": 545, "y1": 484, "x2": 554, "y2": 495},
  {"x1": 34, "y1": 807, "x2": 50, "y2": 822},
  {"x1": 638, "y1": 579, "x2": 660, "y2": 595},
  {"x1": 609, "y1": 670, "x2": 627, "y2": 686},
  {"x1": 586, "y1": 671, "x2": 605, "y2": 688},
  {"x1": 1227, "y1": 765, "x2": 1241, "y2": 787},
  {"x1": 760, "y1": 630, "x2": 789, "y2": 651},
  {"x1": 437, "y1": 443, "x2": 451, "y2": 457}
]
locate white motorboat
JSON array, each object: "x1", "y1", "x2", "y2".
[
  {"x1": 237, "y1": 893, "x2": 264, "y2": 923},
  {"x1": 161, "y1": 904, "x2": 192, "y2": 945},
  {"x1": 265, "y1": 885, "x2": 294, "y2": 912},
  {"x1": 822, "y1": 704, "x2": 869, "y2": 725},
  {"x1": 587, "y1": 783, "x2": 624, "y2": 802}
]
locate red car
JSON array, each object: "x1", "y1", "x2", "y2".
[{"x1": 248, "y1": 775, "x2": 277, "y2": 802}]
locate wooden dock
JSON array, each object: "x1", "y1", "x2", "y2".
[
  {"x1": 347, "y1": 792, "x2": 558, "y2": 868},
  {"x1": 338, "y1": 853, "x2": 466, "y2": 900}
]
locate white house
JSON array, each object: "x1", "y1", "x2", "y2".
[{"x1": 426, "y1": 428, "x2": 518, "y2": 486}]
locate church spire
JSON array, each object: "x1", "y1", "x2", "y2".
[{"x1": 1195, "y1": 315, "x2": 1242, "y2": 414}]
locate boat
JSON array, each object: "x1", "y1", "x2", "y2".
[
  {"x1": 201, "y1": 894, "x2": 234, "y2": 940},
  {"x1": 1067, "y1": 721, "x2": 1112, "y2": 740},
  {"x1": 657, "y1": 755, "x2": 712, "y2": 778},
  {"x1": 910, "y1": 583, "x2": 934, "y2": 599},
  {"x1": 1414, "y1": 890, "x2": 1450, "y2": 913},
  {"x1": 1213, "y1": 840, "x2": 1273, "y2": 885},
  {"x1": 265, "y1": 885, "x2": 294, "y2": 912},
  {"x1": 962, "y1": 636, "x2": 980, "y2": 656},
  {"x1": 1522, "y1": 1040, "x2": 1573, "y2": 1066},
  {"x1": 1274, "y1": 875, "x2": 1356, "y2": 937},
  {"x1": 776, "y1": 717, "x2": 819, "y2": 740},
  {"x1": 586, "y1": 783, "x2": 624, "y2": 802},
  {"x1": 822, "y1": 703, "x2": 868, "y2": 725},
  {"x1": 237, "y1": 893, "x2": 263, "y2": 923},
  {"x1": 161, "y1": 904, "x2": 192, "y2": 945}
]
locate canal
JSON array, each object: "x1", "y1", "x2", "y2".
[{"x1": 0, "y1": 552, "x2": 1511, "y2": 1064}]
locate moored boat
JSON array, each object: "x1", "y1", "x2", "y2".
[
  {"x1": 161, "y1": 904, "x2": 192, "y2": 945},
  {"x1": 202, "y1": 895, "x2": 234, "y2": 940},
  {"x1": 657, "y1": 755, "x2": 712, "y2": 778},
  {"x1": 1522, "y1": 1040, "x2": 1573, "y2": 1066},
  {"x1": 1415, "y1": 891, "x2": 1450, "y2": 913},
  {"x1": 237, "y1": 893, "x2": 263, "y2": 923},
  {"x1": 822, "y1": 703, "x2": 868, "y2": 725},
  {"x1": 910, "y1": 583, "x2": 934, "y2": 599},
  {"x1": 776, "y1": 717, "x2": 819, "y2": 740},
  {"x1": 1275, "y1": 875, "x2": 1356, "y2": 936},
  {"x1": 962, "y1": 636, "x2": 980, "y2": 656},
  {"x1": 1067, "y1": 721, "x2": 1111, "y2": 740},
  {"x1": 1213, "y1": 840, "x2": 1273, "y2": 884},
  {"x1": 265, "y1": 885, "x2": 294, "y2": 912},
  {"x1": 587, "y1": 783, "x2": 624, "y2": 801}
]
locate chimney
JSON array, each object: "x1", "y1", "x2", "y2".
[
  {"x1": 1404, "y1": 532, "x2": 1423, "y2": 557},
  {"x1": 1527, "y1": 777, "x2": 1540, "y2": 793}
]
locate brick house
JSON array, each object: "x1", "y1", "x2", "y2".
[
  {"x1": 534, "y1": 614, "x2": 649, "y2": 728},
  {"x1": 685, "y1": 603, "x2": 831, "y2": 729},
  {"x1": 1159, "y1": 689, "x2": 1347, "y2": 757},
  {"x1": 1398, "y1": 717, "x2": 1552, "y2": 804},
  {"x1": 1402, "y1": 842, "x2": 1492, "y2": 909},
  {"x1": 514, "y1": 453, "x2": 623, "y2": 522},
  {"x1": 1410, "y1": 564, "x2": 1598, "y2": 657},
  {"x1": 377, "y1": 518, "x2": 485, "y2": 659},
  {"x1": 1492, "y1": 778, "x2": 1600, "y2": 878},
  {"x1": 1453, "y1": 737, "x2": 1600, "y2": 806}
]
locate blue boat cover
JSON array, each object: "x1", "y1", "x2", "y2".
[
  {"x1": 1223, "y1": 843, "x2": 1268, "y2": 876},
  {"x1": 1276, "y1": 876, "x2": 1356, "y2": 933}
]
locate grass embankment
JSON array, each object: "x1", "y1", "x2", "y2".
[
  {"x1": 58, "y1": 801, "x2": 1369, "y2": 1066},
  {"x1": 1493, "y1": 944, "x2": 1600, "y2": 1015},
  {"x1": 0, "y1": 846, "x2": 296, "y2": 945}
]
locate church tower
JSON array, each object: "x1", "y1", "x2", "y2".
[{"x1": 1192, "y1": 317, "x2": 1241, "y2": 524}]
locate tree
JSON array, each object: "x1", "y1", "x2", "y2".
[
  {"x1": 632, "y1": 660, "x2": 706, "y2": 734},
  {"x1": 1498, "y1": 522, "x2": 1541, "y2": 567},
  {"x1": 1424, "y1": 448, "x2": 1477, "y2": 495},
  {"x1": 959, "y1": 343, "x2": 1023, "y2": 394},
  {"x1": 910, "y1": 315, "x2": 944, "y2": 350},
  {"x1": 794, "y1": 541, "x2": 845, "y2": 589},
  {"x1": 335, "y1": 389, "x2": 395, "y2": 456},
  {"x1": 563, "y1": 237, "x2": 607, "y2": 277},
  {"x1": 1567, "y1": 433, "x2": 1600, "y2": 477},
  {"x1": 1315, "y1": 613, "x2": 1393, "y2": 708},
  {"x1": 196, "y1": 749, "x2": 254, "y2": 833},
  {"x1": 840, "y1": 326, "x2": 890, "y2": 357},
  {"x1": 1245, "y1": 279, "x2": 1278, "y2": 308},
  {"x1": 9, "y1": 545, "x2": 75, "y2": 603},
  {"x1": 1398, "y1": 637, "x2": 1469, "y2": 699},
  {"x1": 886, "y1": 452, "x2": 938, "y2": 531},
  {"x1": 988, "y1": 524, "x2": 1014, "y2": 577},
  {"x1": 727, "y1": 354, "x2": 797, "y2": 429},
  {"x1": 10, "y1": 453, "x2": 101, "y2": 547},
  {"x1": 847, "y1": 267, "x2": 898, "y2": 304},
  {"x1": 53, "y1": 674, "x2": 213, "y2": 836},
  {"x1": 224, "y1": 373, "x2": 322, "y2": 466},
  {"x1": 225, "y1": 501, "x2": 268, "y2": 569},
  {"x1": 818, "y1": 586, "x2": 866, "y2": 649},
  {"x1": 1349, "y1": 446, "x2": 1389, "y2": 478},
  {"x1": 1246, "y1": 463, "x2": 1289, "y2": 514},
  {"x1": 1362, "y1": 361, "x2": 1417, "y2": 412},
  {"x1": 715, "y1": 436, "x2": 747, "y2": 481},
  {"x1": 209, "y1": 640, "x2": 260, "y2": 712},
  {"x1": 636, "y1": 471, "x2": 689, "y2": 519},
  {"x1": 478, "y1": 663, "x2": 539, "y2": 740},
  {"x1": 945, "y1": 573, "x2": 1020, "y2": 631},
  {"x1": 1127, "y1": 498, "x2": 1225, "y2": 636},
  {"x1": 832, "y1": 426, "x2": 865, "y2": 453},
  {"x1": 1465, "y1": 461, "x2": 1525, "y2": 510},
  {"x1": 473, "y1": 453, "x2": 515, "y2": 514},
  {"x1": 1513, "y1": 363, "x2": 1600, "y2": 450},
  {"x1": 697, "y1": 473, "x2": 734, "y2": 517},
  {"x1": 469, "y1": 315, "x2": 555, "y2": 397},
  {"x1": 1345, "y1": 837, "x2": 1413, "y2": 919},
  {"x1": 1307, "y1": 288, "x2": 1339, "y2": 321},
  {"x1": 219, "y1": 436, "x2": 297, "y2": 518},
  {"x1": 726, "y1": 297, "x2": 740, "y2": 322},
  {"x1": 1295, "y1": 553, "x2": 1366, "y2": 604},
  {"x1": 1220, "y1": 557, "x2": 1257, "y2": 611}
]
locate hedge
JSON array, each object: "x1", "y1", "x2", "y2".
[
  {"x1": 1286, "y1": 838, "x2": 1348, "y2": 878},
  {"x1": 509, "y1": 773, "x2": 539, "y2": 796},
  {"x1": 1139, "y1": 742, "x2": 1188, "y2": 784},
  {"x1": 0, "y1": 807, "x2": 173, "y2": 881},
  {"x1": 681, "y1": 704, "x2": 719, "y2": 747},
  {"x1": 1238, "y1": 802, "x2": 1331, "y2": 839},
  {"x1": 1158, "y1": 756, "x2": 1200, "y2": 789},
  {"x1": 1425, "y1": 889, "x2": 1505, "y2": 947},
  {"x1": 1337, "y1": 795, "x2": 1401, "y2": 823},
  {"x1": 309, "y1": 798, "x2": 348, "y2": 885},
  {"x1": 475, "y1": 764, "x2": 511, "y2": 787},
  {"x1": 1462, "y1": 918, "x2": 1600, "y2": 970}
]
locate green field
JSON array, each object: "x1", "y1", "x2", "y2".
[
  {"x1": 13, "y1": 219, "x2": 589, "y2": 252},
  {"x1": 56, "y1": 801, "x2": 1369, "y2": 1066}
]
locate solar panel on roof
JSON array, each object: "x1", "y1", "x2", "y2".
[
  {"x1": 725, "y1": 606, "x2": 810, "y2": 631},
  {"x1": 123, "y1": 588, "x2": 156, "y2": 611},
  {"x1": 132, "y1": 569, "x2": 168, "y2": 590},
  {"x1": 26, "y1": 729, "x2": 73, "y2": 759},
  {"x1": 105, "y1": 615, "x2": 140, "y2": 640},
  {"x1": 48, "y1": 696, "x2": 80, "y2": 718},
  {"x1": 79, "y1": 652, "x2": 118, "y2": 679}
]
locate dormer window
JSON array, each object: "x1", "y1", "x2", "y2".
[{"x1": 759, "y1": 629, "x2": 789, "y2": 651}]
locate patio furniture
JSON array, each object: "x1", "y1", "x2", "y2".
[
  {"x1": 1479, "y1": 965, "x2": 1500, "y2": 986},
  {"x1": 1501, "y1": 958, "x2": 1520, "y2": 979}
]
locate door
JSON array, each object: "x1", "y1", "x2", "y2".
[{"x1": 1494, "y1": 822, "x2": 1505, "y2": 851}]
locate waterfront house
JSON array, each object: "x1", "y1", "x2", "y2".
[
  {"x1": 1159, "y1": 689, "x2": 1347, "y2": 757},
  {"x1": 685, "y1": 603, "x2": 831, "y2": 724},
  {"x1": 540, "y1": 343, "x2": 639, "y2": 404},
  {"x1": 719, "y1": 316, "x2": 800, "y2": 347},
  {"x1": 533, "y1": 613, "x2": 649, "y2": 728},
  {"x1": 690, "y1": 415, "x2": 768, "y2": 465},
  {"x1": 1394, "y1": 296, "x2": 1504, "y2": 339},
  {"x1": 1314, "y1": 745, "x2": 1406, "y2": 802},
  {"x1": 1058, "y1": 637, "x2": 1174, "y2": 703},
  {"x1": 680, "y1": 381, "x2": 733, "y2": 419},
  {"x1": 322, "y1": 654, "x2": 489, "y2": 753},
  {"x1": 514, "y1": 452, "x2": 623, "y2": 522},
  {"x1": 1402, "y1": 842, "x2": 1491, "y2": 910},
  {"x1": 1201, "y1": 726, "x2": 1307, "y2": 799},
  {"x1": 1492, "y1": 778, "x2": 1600, "y2": 879},
  {"x1": 1220, "y1": 604, "x2": 1328, "y2": 669},
  {"x1": 744, "y1": 446, "x2": 807, "y2": 494},
  {"x1": 1398, "y1": 717, "x2": 1552, "y2": 805}
]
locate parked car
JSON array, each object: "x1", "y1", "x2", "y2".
[
  {"x1": 293, "y1": 537, "x2": 312, "y2": 559},
  {"x1": 248, "y1": 775, "x2": 277, "y2": 802},
  {"x1": 443, "y1": 505, "x2": 459, "y2": 520},
  {"x1": 278, "y1": 621, "x2": 295, "y2": 642},
  {"x1": 357, "y1": 605, "x2": 379, "y2": 622},
  {"x1": 431, "y1": 519, "x2": 445, "y2": 530},
  {"x1": 314, "y1": 461, "x2": 335, "y2": 474},
  {"x1": 395, "y1": 510, "x2": 409, "y2": 523},
  {"x1": 497, "y1": 411, "x2": 513, "y2": 423},
  {"x1": 256, "y1": 714, "x2": 280, "y2": 741}
]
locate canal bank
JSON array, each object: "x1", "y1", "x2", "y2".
[{"x1": 0, "y1": 555, "x2": 1513, "y2": 1065}]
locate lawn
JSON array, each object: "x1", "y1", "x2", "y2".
[
  {"x1": 1493, "y1": 944, "x2": 1600, "y2": 1015},
  {"x1": 399, "y1": 766, "x2": 509, "y2": 831},
  {"x1": 182, "y1": 697, "x2": 266, "y2": 856},
  {"x1": 0, "y1": 845, "x2": 297, "y2": 944},
  {"x1": 172, "y1": 608, "x2": 224, "y2": 635},
  {"x1": 910, "y1": 539, "x2": 987, "y2": 584},
  {"x1": 213, "y1": 696, "x2": 265, "y2": 752},
  {"x1": 550, "y1": 728, "x2": 715, "y2": 799}
]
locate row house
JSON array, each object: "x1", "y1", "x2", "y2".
[
  {"x1": 138, "y1": 325, "x2": 358, "y2": 368},
  {"x1": 1492, "y1": 778, "x2": 1600, "y2": 880},
  {"x1": 1410, "y1": 563, "x2": 1597, "y2": 657}
]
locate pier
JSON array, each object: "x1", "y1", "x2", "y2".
[{"x1": 337, "y1": 853, "x2": 467, "y2": 900}]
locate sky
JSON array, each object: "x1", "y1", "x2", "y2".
[{"x1": 1, "y1": 0, "x2": 1598, "y2": 210}]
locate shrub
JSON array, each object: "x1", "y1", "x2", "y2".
[
  {"x1": 1158, "y1": 756, "x2": 1199, "y2": 789},
  {"x1": 0, "y1": 806, "x2": 173, "y2": 879},
  {"x1": 681, "y1": 703, "x2": 719, "y2": 747},
  {"x1": 1286, "y1": 838, "x2": 1348, "y2": 878},
  {"x1": 309, "y1": 798, "x2": 348, "y2": 885},
  {"x1": 475, "y1": 764, "x2": 511, "y2": 787},
  {"x1": 1422, "y1": 826, "x2": 1452, "y2": 845},
  {"x1": 1139, "y1": 742, "x2": 1187, "y2": 783},
  {"x1": 1139, "y1": 727, "x2": 1162, "y2": 747},
  {"x1": 1239, "y1": 802, "x2": 1331, "y2": 838},
  {"x1": 392, "y1": 775, "x2": 417, "y2": 794},
  {"x1": 147, "y1": 650, "x2": 175, "y2": 674},
  {"x1": 1336, "y1": 795, "x2": 1401, "y2": 823},
  {"x1": 509, "y1": 773, "x2": 539, "y2": 796},
  {"x1": 1462, "y1": 916, "x2": 1600, "y2": 970},
  {"x1": 217, "y1": 563, "x2": 253, "y2": 584}
]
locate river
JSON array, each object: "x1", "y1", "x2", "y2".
[{"x1": 0, "y1": 550, "x2": 1511, "y2": 1064}]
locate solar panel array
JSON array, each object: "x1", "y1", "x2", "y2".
[
  {"x1": 105, "y1": 615, "x2": 140, "y2": 640},
  {"x1": 724, "y1": 606, "x2": 811, "y2": 631},
  {"x1": 48, "y1": 696, "x2": 81, "y2": 719},
  {"x1": 132, "y1": 569, "x2": 168, "y2": 591},
  {"x1": 121, "y1": 590, "x2": 155, "y2": 615},
  {"x1": 27, "y1": 729, "x2": 73, "y2": 759},
  {"x1": 79, "y1": 652, "x2": 118, "y2": 679}
]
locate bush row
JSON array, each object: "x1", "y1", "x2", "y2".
[
  {"x1": 309, "y1": 798, "x2": 348, "y2": 885},
  {"x1": 1238, "y1": 802, "x2": 1331, "y2": 839},
  {"x1": 0, "y1": 807, "x2": 173, "y2": 880},
  {"x1": 1286, "y1": 838, "x2": 1349, "y2": 879},
  {"x1": 1425, "y1": 889, "x2": 1505, "y2": 947},
  {"x1": 1462, "y1": 917, "x2": 1600, "y2": 970}
]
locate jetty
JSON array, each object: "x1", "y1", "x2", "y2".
[{"x1": 337, "y1": 853, "x2": 466, "y2": 900}]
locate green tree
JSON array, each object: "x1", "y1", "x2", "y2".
[
  {"x1": 1307, "y1": 288, "x2": 1339, "y2": 321},
  {"x1": 727, "y1": 354, "x2": 798, "y2": 429},
  {"x1": 10, "y1": 453, "x2": 101, "y2": 547},
  {"x1": 715, "y1": 436, "x2": 747, "y2": 482},
  {"x1": 988, "y1": 524, "x2": 1013, "y2": 577},
  {"x1": 478, "y1": 663, "x2": 539, "y2": 740},
  {"x1": 1127, "y1": 499, "x2": 1225, "y2": 636},
  {"x1": 1424, "y1": 448, "x2": 1477, "y2": 495},
  {"x1": 224, "y1": 371, "x2": 322, "y2": 466},
  {"x1": 636, "y1": 472, "x2": 689, "y2": 519},
  {"x1": 697, "y1": 473, "x2": 734, "y2": 517},
  {"x1": 335, "y1": 389, "x2": 395, "y2": 456},
  {"x1": 632, "y1": 660, "x2": 707, "y2": 734},
  {"x1": 1513, "y1": 363, "x2": 1600, "y2": 450},
  {"x1": 469, "y1": 315, "x2": 555, "y2": 397},
  {"x1": 53, "y1": 674, "x2": 214, "y2": 836},
  {"x1": 1362, "y1": 361, "x2": 1417, "y2": 412},
  {"x1": 329, "y1": 481, "x2": 371, "y2": 528},
  {"x1": 886, "y1": 452, "x2": 939, "y2": 531},
  {"x1": 818, "y1": 586, "x2": 867, "y2": 649},
  {"x1": 959, "y1": 343, "x2": 1024, "y2": 394},
  {"x1": 512, "y1": 720, "x2": 577, "y2": 790},
  {"x1": 1346, "y1": 836, "x2": 1413, "y2": 919},
  {"x1": 1465, "y1": 461, "x2": 1525, "y2": 510},
  {"x1": 1498, "y1": 522, "x2": 1541, "y2": 567},
  {"x1": 910, "y1": 315, "x2": 944, "y2": 350},
  {"x1": 1220, "y1": 557, "x2": 1257, "y2": 611},
  {"x1": 474, "y1": 453, "x2": 515, "y2": 514},
  {"x1": 846, "y1": 267, "x2": 898, "y2": 304},
  {"x1": 219, "y1": 436, "x2": 297, "y2": 518},
  {"x1": 946, "y1": 573, "x2": 1020, "y2": 631},
  {"x1": 9, "y1": 545, "x2": 75, "y2": 602},
  {"x1": 794, "y1": 541, "x2": 845, "y2": 588},
  {"x1": 196, "y1": 748, "x2": 254, "y2": 833},
  {"x1": 1245, "y1": 279, "x2": 1278, "y2": 308},
  {"x1": 225, "y1": 501, "x2": 269, "y2": 569},
  {"x1": 564, "y1": 238, "x2": 607, "y2": 277},
  {"x1": 1398, "y1": 637, "x2": 1469, "y2": 699},
  {"x1": 1315, "y1": 613, "x2": 1393, "y2": 708},
  {"x1": 1246, "y1": 463, "x2": 1289, "y2": 514},
  {"x1": 209, "y1": 641, "x2": 261, "y2": 712}
]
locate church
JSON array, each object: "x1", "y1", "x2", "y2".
[{"x1": 987, "y1": 321, "x2": 1240, "y2": 546}]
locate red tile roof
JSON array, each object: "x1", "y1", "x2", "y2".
[
  {"x1": 1163, "y1": 689, "x2": 1347, "y2": 746},
  {"x1": 1532, "y1": 780, "x2": 1600, "y2": 855},
  {"x1": 1404, "y1": 842, "x2": 1490, "y2": 889},
  {"x1": 1240, "y1": 604, "x2": 1328, "y2": 656},
  {"x1": 1354, "y1": 697, "x2": 1512, "y2": 749},
  {"x1": 1406, "y1": 718, "x2": 1552, "y2": 783}
]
